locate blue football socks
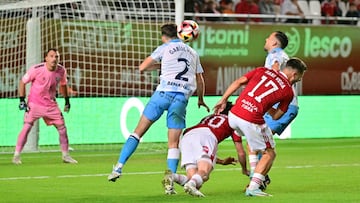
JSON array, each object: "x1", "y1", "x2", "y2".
[{"x1": 118, "y1": 135, "x2": 140, "y2": 165}]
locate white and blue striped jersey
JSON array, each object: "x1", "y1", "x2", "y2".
[
  {"x1": 151, "y1": 39, "x2": 204, "y2": 99},
  {"x1": 264, "y1": 47, "x2": 298, "y2": 107}
]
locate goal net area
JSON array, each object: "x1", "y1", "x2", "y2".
[
  {"x1": 1, "y1": 0, "x2": 176, "y2": 98},
  {"x1": 0, "y1": 0, "x2": 183, "y2": 152}
]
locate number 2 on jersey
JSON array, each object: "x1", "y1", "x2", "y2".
[
  {"x1": 175, "y1": 58, "x2": 189, "y2": 81},
  {"x1": 247, "y1": 75, "x2": 279, "y2": 102}
]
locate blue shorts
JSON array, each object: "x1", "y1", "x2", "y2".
[
  {"x1": 264, "y1": 104, "x2": 299, "y2": 135},
  {"x1": 143, "y1": 91, "x2": 188, "y2": 129}
]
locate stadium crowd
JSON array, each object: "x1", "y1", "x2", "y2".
[
  {"x1": 0, "y1": 0, "x2": 359, "y2": 24},
  {"x1": 0, "y1": 0, "x2": 360, "y2": 25},
  {"x1": 185, "y1": 0, "x2": 359, "y2": 25}
]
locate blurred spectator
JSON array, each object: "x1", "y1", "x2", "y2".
[
  {"x1": 193, "y1": 1, "x2": 204, "y2": 21},
  {"x1": 185, "y1": 0, "x2": 204, "y2": 12},
  {"x1": 235, "y1": 0, "x2": 261, "y2": 22},
  {"x1": 349, "y1": 0, "x2": 360, "y2": 11},
  {"x1": 273, "y1": 0, "x2": 283, "y2": 15},
  {"x1": 220, "y1": 0, "x2": 236, "y2": 21},
  {"x1": 203, "y1": 0, "x2": 222, "y2": 21},
  {"x1": 321, "y1": 0, "x2": 342, "y2": 24},
  {"x1": 344, "y1": 2, "x2": 360, "y2": 25},
  {"x1": 259, "y1": 0, "x2": 277, "y2": 22},
  {"x1": 281, "y1": 0, "x2": 307, "y2": 23}
]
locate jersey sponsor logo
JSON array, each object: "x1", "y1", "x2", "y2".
[
  {"x1": 240, "y1": 99, "x2": 258, "y2": 113},
  {"x1": 165, "y1": 81, "x2": 191, "y2": 91}
]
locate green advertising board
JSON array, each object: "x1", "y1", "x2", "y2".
[{"x1": 1, "y1": 96, "x2": 359, "y2": 147}]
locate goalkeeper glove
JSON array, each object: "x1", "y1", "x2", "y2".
[
  {"x1": 19, "y1": 97, "x2": 29, "y2": 112},
  {"x1": 64, "y1": 97, "x2": 70, "y2": 112}
]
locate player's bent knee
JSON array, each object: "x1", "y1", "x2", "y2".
[
  {"x1": 264, "y1": 148, "x2": 276, "y2": 159},
  {"x1": 185, "y1": 163, "x2": 197, "y2": 173},
  {"x1": 198, "y1": 154, "x2": 212, "y2": 165}
]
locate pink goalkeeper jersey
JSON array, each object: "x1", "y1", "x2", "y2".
[
  {"x1": 22, "y1": 63, "x2": 67, "y2": 107},
  {"x1": 231, "y1": 67, "x2": 293, "y2": 124}
]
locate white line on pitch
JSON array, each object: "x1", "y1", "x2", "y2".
[{"x1": 0, "y1": 163, "x2": 359, "y2": 181}]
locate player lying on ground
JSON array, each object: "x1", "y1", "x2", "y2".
[{"x1": 162, "y1": 102, "x2": 249, "y2": 197}]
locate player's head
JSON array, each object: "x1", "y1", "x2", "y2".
[
  {"x1": 45, "y1": 48, "x2": 60, "y2": 70},
  {"x1": 274, "y1": 31, "x2": 288, "y2": 49},
  {"x1": 220, "y1": 102, "x2": 233, "y2": 115},
  {"x1": 264, "y1": 31, "x2": 288, "y2": 51},
  {"x1": 161, "y1": 23, "x2": 178, "y2": 42},
  {"x1": 283, "y1": 57, "x2": 307, "y2": 85}
]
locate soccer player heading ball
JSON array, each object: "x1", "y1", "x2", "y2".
[{"x1": 107, "y1": 22, "x2": 209, "y2": 188}]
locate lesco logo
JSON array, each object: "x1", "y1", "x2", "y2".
[
  {"x1": 285, "y1": 27, "x2": 301, "y2": 57},
  {"x1": 285, "y1": 27, "x2": 352, "y2": 58}
]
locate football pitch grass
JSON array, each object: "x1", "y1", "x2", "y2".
[{"x1": 1, "y1": 138, "x2": 359, "y2": 203}]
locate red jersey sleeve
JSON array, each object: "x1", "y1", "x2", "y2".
[
  {"x1": 277, "y1": 89, "x2": 294, "y2": 113},
  {"x1": 231, "y1": 131, "x2": 242, "y2": 143}
]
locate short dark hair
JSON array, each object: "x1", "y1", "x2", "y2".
[
  {"x1": 275, "y1": 31, "x2": 288, "y2": 49},
  {"x1": 220, "y1": 102, "x2": 233, "y2": 115},
  {"x1": 46, "y1": 48, "x2": 58, "y2": 55},
  {"x1": 161, "y1": 23, "x2": 178, "y2": 38},
  {"x1": 286, "y1": 57, "x2": 307, "y2": 74}
]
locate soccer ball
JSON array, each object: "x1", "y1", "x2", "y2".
[{"x1": 177, "y1": 20, "x2": 200, "y2": 42}]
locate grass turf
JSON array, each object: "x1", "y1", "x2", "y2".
[{"x1": 0, "y1": 137, "x2": 359, "y2": 203}]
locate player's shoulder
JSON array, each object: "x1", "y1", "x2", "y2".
[
  {"x1": 56, "y1": 63, "x2": 65, "y2": 69},
  {"x1": 270, "y1": 47, "x2": 282, "y2": 54},
  {"x1": 32, "y1": 62, "x2": 45, "y2": 69},
  {"x1": 209, "y1": 113, "x2": 227, "y2": 118},
  {"x1": 254, "y1": 67, "x2": 268, "y2": 73},
  {"x1": 185, "y1": 43, "x2": 197, "y2": 54},
  {"x1": 210, "y1": 114, "x2": 229, "y2": 125},
  {"x1": 56, "y1": 64, "x2": 66, "y2": 74},
  {"x1": 270, "y1": 47, "x2": 288, "y2": 56}
]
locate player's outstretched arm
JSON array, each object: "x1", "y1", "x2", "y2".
[
  {"x1": 64, "y1": 97, "x2": 70, "y2": 113},
  {"x1": 267, "y1": 107, "x2": 285, "y2": 120},
  {"x1": 139, "y1": 57, "x2": 158, "y2": 73},
  {"x1": 234, "y1": 141, "x2": 250, "y2": 176},
  {"x1": 18, "y1": 80, "x2": 28, "y2": 112},
  {"x1": 216, "y1": 157, "x2": 236, "y2": 165},
  {"x1": 60, "y1": 84, "x2": 70, "y2": 113},
  {"x1": 214, "y1": 76, "x2": 248, "y2": 114}
]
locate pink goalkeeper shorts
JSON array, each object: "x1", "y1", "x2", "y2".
[{"x1": 24, "y1": 102, "x2": 65, "y2": 126}]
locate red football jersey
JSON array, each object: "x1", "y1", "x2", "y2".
[
  {"x1": 183, "y1": 114, "x2": 241, "y2": 143},
  {"x1": 231, "y1": 67, "x2": 293, "y2": 124}
]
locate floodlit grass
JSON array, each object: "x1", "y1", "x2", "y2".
[{"x1": 1, "y1": 138, "x2": 359, "y2": 203}]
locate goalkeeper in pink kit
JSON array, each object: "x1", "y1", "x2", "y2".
[{"x1": 13, "y1": 48, "x2": 77, "y2": 164}]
